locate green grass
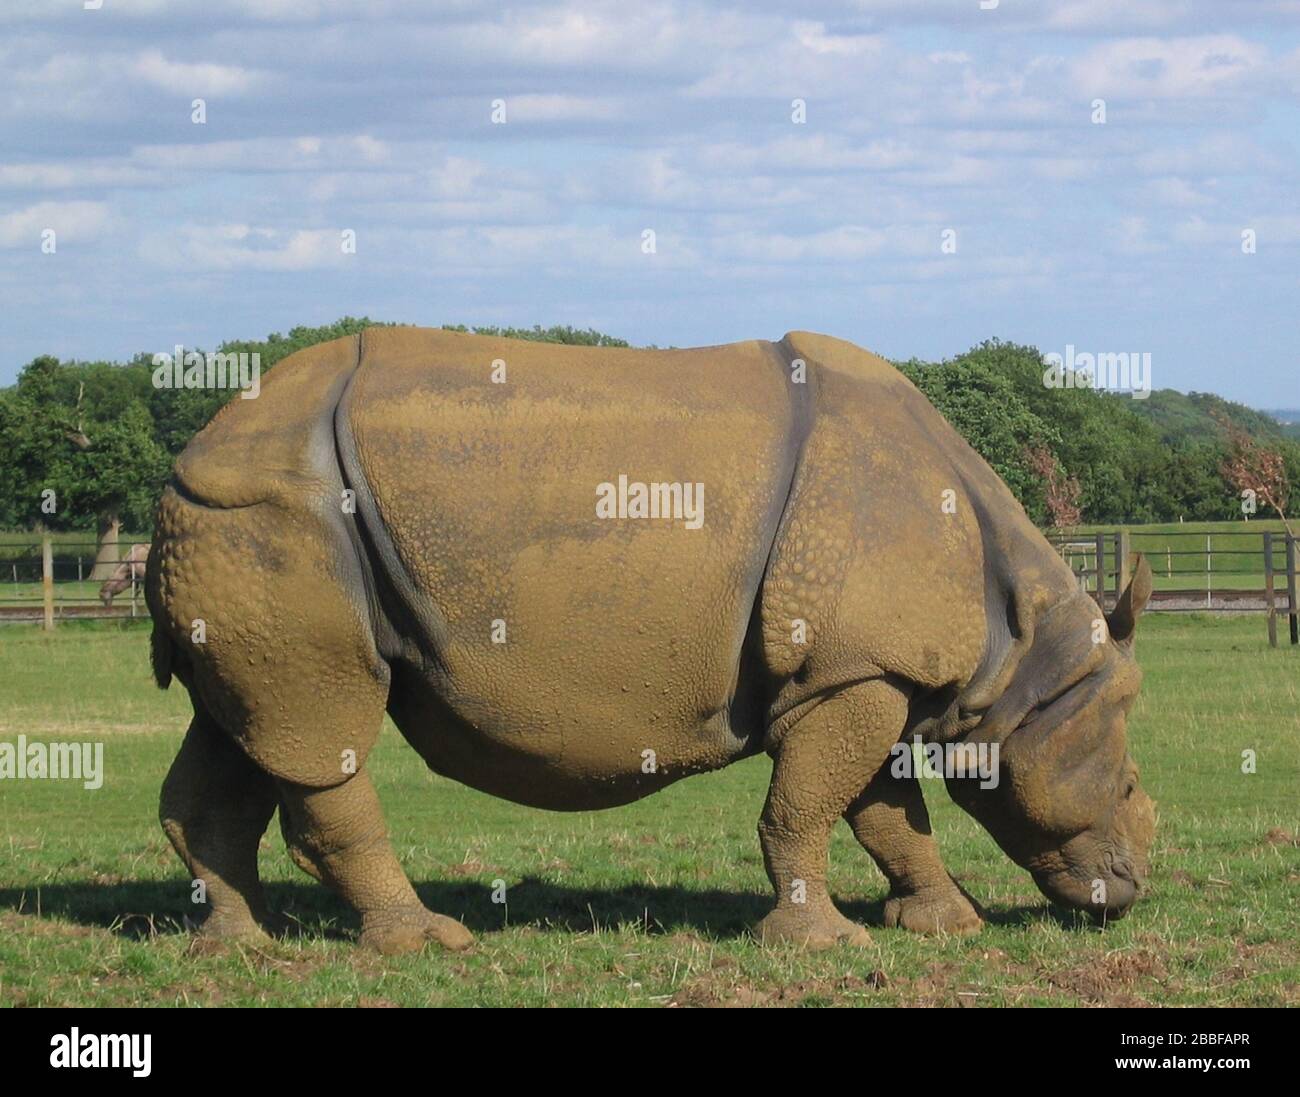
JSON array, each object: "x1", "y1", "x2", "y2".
[{"x1": 0, "y1": 616, "x2": 1296, "y2": 1007}]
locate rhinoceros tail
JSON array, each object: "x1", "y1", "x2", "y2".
[{"x1": 151, "y1": 623, "x2": 174, "y2": 690}]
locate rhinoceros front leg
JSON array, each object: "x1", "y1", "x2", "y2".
[
  {"x1": 754, "y1": 678, "x2": 909, "y2": 949},
  {"x1": 278, "y1": 773, "x2": 473, "y2": 955},
  {"x1": 844, "y1": 767, "x2": 983, "y2": 935}
]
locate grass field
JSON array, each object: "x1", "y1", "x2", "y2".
[{"x1": 0, "y1": 616, "x2": 1297, "y2": 1007}]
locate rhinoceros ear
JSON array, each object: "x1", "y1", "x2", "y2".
[{"x1": 1107, "y1": 554, "x2": 1152, "y2": 646}]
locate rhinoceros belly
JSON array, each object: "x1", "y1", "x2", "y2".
[{"x1": 341, "y1": 327, "x2": 801, "y2": 808}]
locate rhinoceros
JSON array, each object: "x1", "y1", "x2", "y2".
[{"x1": 146, "y1": 327, "x2": 1155, "y2": 954}]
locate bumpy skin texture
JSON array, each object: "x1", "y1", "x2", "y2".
[{"x1": 147, "y1": 328, "x2": 1155, "y2": 953}]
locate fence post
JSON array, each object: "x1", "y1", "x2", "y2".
[
  {"x1": 1288, "y1": 534, "x2": 1298, "y2": 646},
  {"x1": 1093, "y1": 532, "x2": 1105, "y2": 606},
  {"x1": 42, "y1": 534, "x2": 54, "y2": 631},
  {"x1": 1206, "y1": 535, "x2": 1212, "y2": 610},
  {"x1": 1264, "y1": 533, "x2": 1277, "y2": 648},
  {"x1": 1117, "y1": 530, "x2": 1131, "y2": 596}
]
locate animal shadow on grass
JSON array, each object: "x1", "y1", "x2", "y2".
[{"x1": 0, "y1": 879, "x2": 1077, "y2": 944}]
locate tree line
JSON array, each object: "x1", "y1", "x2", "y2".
[{"x1": 0, "y1": 320, "x2": 1293, "y2": 551}]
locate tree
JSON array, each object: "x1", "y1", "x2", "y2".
[
  {"x1": 0, "y1": 357, "x2": 170, "y2": 569},
  {"x1": 1024, "y1": 442, "x2": 1083, "y2": 532},
  {"x1": 1216, "y1": 410, "x2": 1294, "y2": 535}
]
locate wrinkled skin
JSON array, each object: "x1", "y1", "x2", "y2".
[{"x1": 147, "y1": 328, "x2": 1154, "y2": 953}]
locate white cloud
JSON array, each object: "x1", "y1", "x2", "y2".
[
  {"x1": 0, "y1": 200, "x2": 109, "y2": 247},
  {"x1": 127, "y1": 134, "x2": 390, "y2": 172},
  {"x1": 505, "y1": 94, "x2": 623, "y2": 122},
  {"x1": 0, "y1": 162, "x2": 153, "y2": 189},
  {"x1": 1142, "y1": 176, "x2": 1210, "y2": 207},
  {"x1": 716, "y1": 226, "x2": 890, "y2": 263},
  {"x1": 1067, "y1": 36, "x2": 1270, "y2": 99},
  {"x1": 138, "y1": 223, "x2": 347, "y2": 270},
  {"x1": 131, "y1": 49, "x2": 263, "y2": 96}
]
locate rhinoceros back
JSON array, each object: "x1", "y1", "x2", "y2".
[{"x1": 338, "y1": 327, "x2": 803, "y2": 784}]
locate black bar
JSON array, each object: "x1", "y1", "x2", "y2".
[{"x1": 0, "y1": 1006, "x2": 1289, "y2": 1078}]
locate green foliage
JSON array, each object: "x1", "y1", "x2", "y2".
[
  {"x1": 0, "y1": 356, "x2": 170, "y2": 532},
  {"x1": 898, "y1": 339, "x2": 1295, "y2": 526},
  {"x1": 1133, "y1": 389, "x2": 1288, "y2": 445}
]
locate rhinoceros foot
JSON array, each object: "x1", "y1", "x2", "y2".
[
  {"x1": 182, "y1": 911, "x2": 276, "y2": 955},
  {"x1": 359, "y1": 907, "x2": 475, "y2": 956},
  {"x1": 753, "y1": 903, "x2": 873, "y2": 951},
  {"x1": 882, "y1": 880, "x2": 984, "y2": 936}
]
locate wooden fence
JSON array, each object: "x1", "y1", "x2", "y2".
[
  {"x1": 0, "y1": 537, "x2": 148, "y2": 626},
  {"x1": 1048, "y1": 529, "x2": 1298, "y2": 647}
]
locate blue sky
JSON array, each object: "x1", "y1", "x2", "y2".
[{"x1": 1, "y1": 0, "x2": 1298, "y2": 406}]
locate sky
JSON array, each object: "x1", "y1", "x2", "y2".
[{"x1": 1, "y1": 0, "x2": 1298, "y2": 406}]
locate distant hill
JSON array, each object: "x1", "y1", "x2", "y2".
[
  {"x1": 1263, "y1": 409, "x2": 1300, "y2": 440},
  {"x1": 1124, "y1": 389, "x2": 1289, "y2": 444}
]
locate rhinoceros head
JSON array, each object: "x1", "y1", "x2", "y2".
[{"x1": 947, "y1": 557, "x2": 1156, "y2": 922}]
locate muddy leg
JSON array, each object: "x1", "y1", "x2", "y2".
[
  {"x1": 845, "y1": 766, "x2": 983, "y2": 935},
  {"x1": 753, "y1": 678, "x2": 909, "y2": 949},
  {"x1": 159, "y1": 709, "x2": 278, "y2": 941},
  {"x1": 278, "y1": 772, "x2": 473, "y2": 955}
]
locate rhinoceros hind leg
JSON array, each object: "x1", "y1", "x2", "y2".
[
  {"x1": 277, "y1": 797, "x2": 323, "y2": 883},
  {"x1": 753, "y1": 678, "x2": 909, "y2": 950},
  {"x1": 845, "y1": 768, "x2": 983, "y2": 935},
  {"x1": 277, "y1": 772, "x2": 474, "y2": 955},
  {"x1": 160, "y1": 707, "x2": 278, "y2": 942}
]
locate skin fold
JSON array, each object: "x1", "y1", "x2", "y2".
[{"x1": 146, "y1": 327, "x2": 1154, "y2": 954}]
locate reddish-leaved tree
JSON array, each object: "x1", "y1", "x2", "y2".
[
  {"x1": 1024, "y1": 442, "x2": 1083, "y2": 532},
  {"x1": 1214, "y1": 411, "x2": 1294, "y2": 537}
]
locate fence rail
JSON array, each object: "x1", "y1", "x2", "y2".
[
  {"x1": 0, "y1": 538, "x2": 148, "y2": 624},
  {"x1": 1047, "y1": 529, "x2": 1298, "y2": 647}
]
